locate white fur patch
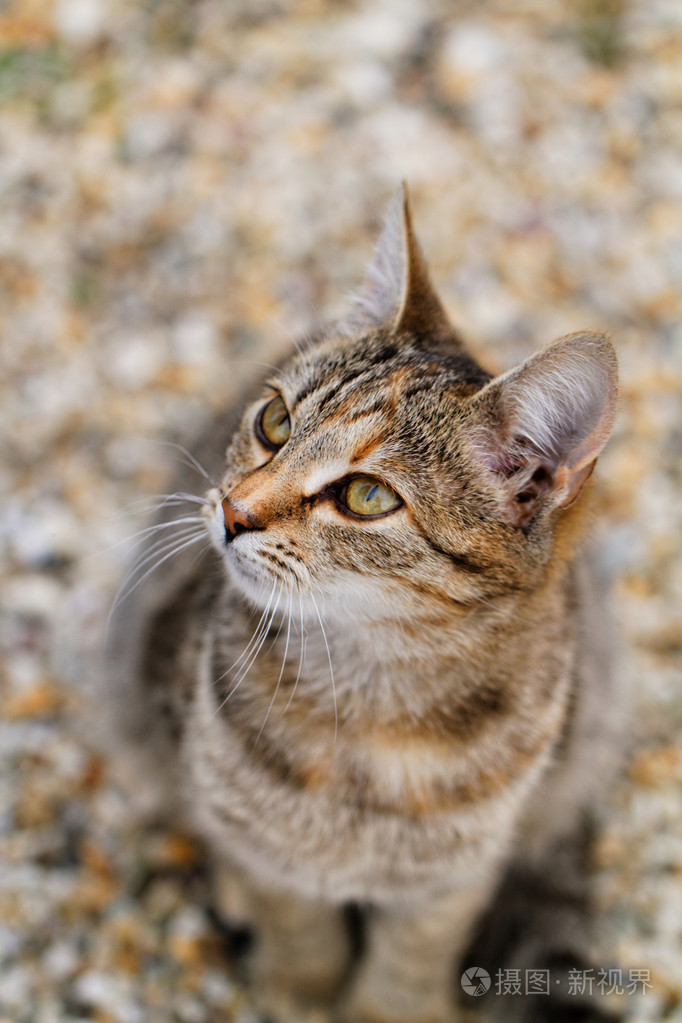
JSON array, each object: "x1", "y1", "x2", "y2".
[{"x1": 301, "y1": 460, "x2": 353, "y2": 498}]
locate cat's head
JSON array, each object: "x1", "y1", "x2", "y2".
[{"x1": 205, "y1": 188, "x2": 617, "y2": 625}]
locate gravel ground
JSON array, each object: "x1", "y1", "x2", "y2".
[{"x1": 1, "y1": 1, "x2": 681, "y2": 1021}]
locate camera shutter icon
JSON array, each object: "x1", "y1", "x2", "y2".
[{"x1": 461, "y1": 967, "x2": 492, "y2": 996}]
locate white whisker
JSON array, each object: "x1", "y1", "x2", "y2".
[
  {"x1": 156, "y1": 441, "x2": 218, "y2": 487},
  {"x1": 85, "y1": 516, "x2": 206, "y2": 561},
  {"x1": 228, "y1": 583, "x2": 282, "y2": 694},
  {"x1": 157, "y1": 492, "x2": 209, "y2": 508},
  {"x1": 210, "y1": 582, "x2": 281, "y2": 714},
  {"x1": 283, "y1": 584, "x2": 307, "y2": 715},
  {"x1": 210, "y1": 579, "x2": 278, "y2": 690},
  {"x1": 257, "y1": 579, "x2": 294, "y2": 743},
  {"x1": 114, "y1": 525, "x2": 205, "y2": 595},
  {"x1": 109, "y1": 530, "x2": 206, "y2": 621},
  {"x1": 473, "y1": 593, "x2": 522, "y2": 622},
  {"x1": 309, "y1": 589, "x2": 338, "y2": 741},
  {"x1": 96, "y1": 493, "x2": 209, "y2": 530}
]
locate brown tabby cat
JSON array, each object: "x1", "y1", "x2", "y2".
[{"x1": 107, "y1": 187, "x2": 623, "y2": 1023}]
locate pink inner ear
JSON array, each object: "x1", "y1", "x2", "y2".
[
  {"x1": 475, "y1": 426, "x2": 556, "y2": 482},
  {"x1": 468, "y1": 332, "x2": 618, "y2": 527},
  {"x1": 490, "y1": 430, "x2": 599, "y2": 526},
  {"x1": 497, "y1": 451, "x2": 558, "y2": 528},
  {"x1": 515, "y1": 464, "x2": 553, "y2": 501}
]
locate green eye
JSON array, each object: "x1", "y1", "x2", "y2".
[
  {"x1": 257, "y1": 395, "x2": 291, "y2": 449},
  {"x1": 344, "y1": 477, "x2": 401, "y2": 517}
]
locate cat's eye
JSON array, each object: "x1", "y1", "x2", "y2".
[
  {"x1": 343, "y1": 477, "x2": 402, "y2": 518},
  {"x1": 257, "y1": 395, "x2": 291, "y2": 450}
]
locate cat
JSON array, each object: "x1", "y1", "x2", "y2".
[{"x1": 106, "y1": 186, "x2": 624, "y2": 1023}]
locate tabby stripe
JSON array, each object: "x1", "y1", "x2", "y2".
[{"x1": 422, "y1": 535, "x2": 488, "y2": 574}]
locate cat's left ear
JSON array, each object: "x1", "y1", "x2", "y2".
[
  {"x1": 465, "y1": 332, "x2": 618, "y2": 528},
  {"x1": 346, "y1": 184, "x2": 458, "y2": 344}
]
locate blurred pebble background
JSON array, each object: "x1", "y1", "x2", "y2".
[{"x1": 0, "y1": 0, "x2": 681, "y2": 1021}]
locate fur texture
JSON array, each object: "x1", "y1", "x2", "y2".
[{"x1": 107, "y1": 187, "x2": 622, "y2": 1023}]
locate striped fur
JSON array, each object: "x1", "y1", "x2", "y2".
[{"x1": 107, "y1": 189, "x2": 622, "y2": 1023}]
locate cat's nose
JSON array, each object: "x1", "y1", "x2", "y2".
[{"x1": 222, "y1": 497, "x2": 258, "y2": 541}]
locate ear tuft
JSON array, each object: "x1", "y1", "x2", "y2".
[
  {"x1": 345, "y1": 187, "x2": 406, "y2": 332},
  {"x1": 345, "y1": 184, "x2": 458, "y2": 345},
  {"x1": 466, "y1": 333, "x2": 618, "y2": 527}
]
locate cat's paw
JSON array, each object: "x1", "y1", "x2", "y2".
[
  {"x1": 248, "y1": 955, "x2": 346, "y2": 1017},
  {"x1": 336, "y1": 1009, "x2": 459, "y2": 1023},
  {"x1": 250, "y1": 985, "x2": 311, "y2": 1023},
  {"x1": 517, "y1": 1000, "x2": 621, "y2": 1023},
  {"x1": 336, "y1": 990, "x2": 459, "y2": 1023}
]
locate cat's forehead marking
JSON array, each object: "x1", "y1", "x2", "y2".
[
  {"x1": 349, "y1": 436, "x2": 386, "y2": 465},
  {"x1": 281, "y1": 343, "x2": 404, "y2": 410},
  {"x1": 301, "y1": 461, "x2": 354, "y2": 498}
]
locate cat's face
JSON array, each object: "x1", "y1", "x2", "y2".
[
  {"x1": 204, "y1": 190, "x2": 617, "y2": 625},
  {"x1": 206, "y1": 333, "x2": 502, "y2": 623}
]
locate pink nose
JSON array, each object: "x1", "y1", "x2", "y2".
[{"x1": 222, "y1": 498, "x2": 256, "y2": 538}]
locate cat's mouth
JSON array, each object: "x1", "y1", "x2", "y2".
[{"x1": 205, "y1": 495, "x2": 303, "y2": 597}]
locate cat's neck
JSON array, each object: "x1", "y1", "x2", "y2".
[{"x1": 210, "y1": 566, "x2": 574, "y2": 725}]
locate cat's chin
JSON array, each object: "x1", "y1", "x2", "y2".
[
  {"x1": 221, "y1": 550, "x2": 297, "y2": 620},
  {"x1": 222, "y1": 552, "x2": 272, "y2": 604},
  {"x1": 222, "y1": 552, "x2": 363, "y2": 625}
]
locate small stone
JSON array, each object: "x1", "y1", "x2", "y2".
[
  {"x1": 0, "y1": 964, "x2": 33, "y2": 1010},
  {"x1": 171, "y1": 314, "x2": 218, "y2": 366},
  {"x1": 0, "y1": 575, "x2": 63, "y2": 619},
  {"x1": 2, "y1": 680, "x2": 65, "y2": 721},
  {"x1": 0, "y1": 925, "x2": 21, "y2": 963},
  {"x1": 172, "y1": 992, "x2": 206, "y2": 1023},
  {"x1": 105, "y1": 335, "x2": 167, "y2": 391},
  {"x1": 71, "y1": 971, "x2": 143, "y2": 1023},
  {"x1": 43, "y1": 940, "x2": 80, "y2": 980},
  {"x1": 630, "y1": 746, "x2": 682, "y2": 787},
  {"x1": 54, "y1": 0, "x2": 106, "y2": 46},
  {"x1": 167, "y1": 906, "x2": 208, "y2": 965}
]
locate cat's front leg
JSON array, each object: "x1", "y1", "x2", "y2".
[
  {"x1": 239, "y1": 879, "x2": 351, "y2": 1012},
  {"x1": 340, "y1": 882, "x2": 492, "y2": 1023}
]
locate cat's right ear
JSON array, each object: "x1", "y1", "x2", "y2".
[
  {"x1": 465, "y1": 332, "x2": 618, "y2": 528},
  {"x1": 344, "y1": 185, "x2": 457, "y2": 345}
]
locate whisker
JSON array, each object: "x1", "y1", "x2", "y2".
[
  {"x1": 156, "y1": 492, "x2": 209, "y2": 508},
  {"x1": 309, "y1": 589, "x2": 338, "y2": 741},
  {"x1": 109, "y1": 530, "x2": 206, "y2": 621},
  {"x1": 84, "y1": 516, "x2": 206, "y2": 561},
  {"x1": 257, "y1": 578, "x2": 294, "y2": 743},
  {"x1": 232, "y1": 583, "x2": 283, "y2": 690},
  {"x1": 134, "y1": 491, "x2": 209, "y2": 509},
  {"x1": 111, "y1": 526, "x2": 205, "y2": 607},
  {"x1": 232, "y1": 582, "x2": 283, "y2": 682},
  {"x1": 114, "y1": 525, "x2": 205, "y2": 593},
  {"x1": 96, "y1": 493, "x2": 209, "y2": 531},
  {"x1": 210, "y1": 579, "x2": 279, "y2": 690},
  {"x1": 212, "y1": 582, "x2": 282, "y2": 716},
  {"x1": 156, "y1": 441, "x2": 218, "y2": 487},
  {"x1": 283, "y1": 583, "x2": 307, "y2": 715}
]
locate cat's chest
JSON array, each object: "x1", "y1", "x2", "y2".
[
  {"x1": 187, "y1": 679, "x2": 549, "y2": 902},
  {"x1": 187, "y1": 637, "x2": 563, "y2": 899},
  {"x1": 195, "y1": 669, "x2": 539, "y2": 819}
]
